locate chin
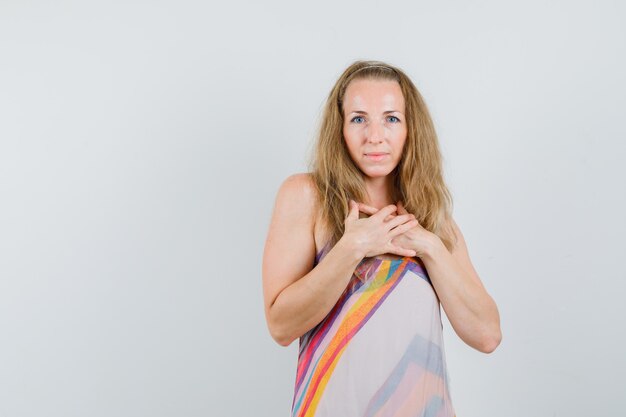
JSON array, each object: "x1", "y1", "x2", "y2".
[{"x1": 360, "y1": 166, "x2": 394, "y2": 178}]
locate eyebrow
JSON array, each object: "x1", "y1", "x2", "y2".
[{"x1": 348, "y1": 110, "x2": 404, "y2": 115}]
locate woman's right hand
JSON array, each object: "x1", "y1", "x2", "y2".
[{"x1": 342, "y1": 199, "x2": 418, "y2": 258}]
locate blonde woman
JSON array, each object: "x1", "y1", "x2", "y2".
[{"x1": 262, "y1": 60, "x2": 501, "y2": 417}]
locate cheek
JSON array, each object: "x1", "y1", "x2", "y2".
[
  {"x1": 397, "y1": 127, "x2": 408, "y2": 146},
  {"x1": 394, "y1": 133, "x2": 407, "y2": 157},
  {"x1": 343, "y1": 122, "x2": 356, "y2": 135},
  {"x1": 344, "y1": 139, "x2": 359, "y2": 158},
  {"x1": 397, "y1": 124, "x2": 407, "y2": 137},
  {"x1": 343, "y1": 127, "x2": 358, "y2": 148}
]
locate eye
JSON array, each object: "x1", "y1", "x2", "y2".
[
  {"x1": 350, "y1": 116, "x2": 365, "y2": 123},
  {"x1": 387, "y1": 115, "x2": 401, "y2": 123}
]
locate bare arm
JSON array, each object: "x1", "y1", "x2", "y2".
[
  {"x1": 419, "y1": 218, "x2": 502, "y2": 353},
  {"x1": 268, "y1": 237, "x2": 363, "y2": 346},
  {"x1": 358, "y1": 201, "x2": 502, "y2": 353},
  {"x1": 262, "y1": 175, "x2": 418, "y2": 346},
  {"x1": 262, "y1": 174, "x2": 363, "y2": 346}
]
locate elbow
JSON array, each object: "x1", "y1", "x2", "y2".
[
  {"x1": 276, "y1": 336, "x2": 294, "y2": 347},
  {"x1": 267, "y1": 310, "x2": 295, "y2": 347},
  {"x1": 271, "y1": 327, "x2": 294, "y2": 347},
  {"x1": 480, "y1": 328, "x2": 502, "y2": 354},
  {"x1": 477, "y1": 303, "x2": 502, "y2": 354}
]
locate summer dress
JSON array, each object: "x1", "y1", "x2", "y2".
[{"x1": 290, "y1": 241, "x2": 457, "y2": 417}]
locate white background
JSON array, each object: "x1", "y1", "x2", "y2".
[{"x1": 1, "y1": 1, "x2": 624, "y2": 416}]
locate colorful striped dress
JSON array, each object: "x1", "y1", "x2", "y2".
[{"x1": 290, "y1": 241, "x2": 457, "y2": 417}]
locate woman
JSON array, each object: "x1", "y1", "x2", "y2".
[{"x1": 262, "y1": 60, "x2": 501, "y2": 417}]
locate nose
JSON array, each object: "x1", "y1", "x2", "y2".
[{"x1": 366, "y1": 120, "x2": 385, "y2": 143}]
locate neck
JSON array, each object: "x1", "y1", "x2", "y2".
[{"x1": 364, "y1": 174, "x2": 396, "y2": 209}]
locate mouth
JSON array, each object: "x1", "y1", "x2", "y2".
[{"x1": 364, "y1": 153, "x2": 389, "y2": 161}]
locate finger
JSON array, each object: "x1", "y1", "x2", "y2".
[
  {"x1": 357, "y1": 203, "x2": 378, "y2": 215},
  {"x1": 357, "y1": 202, "x2": 378, "y2": 211},
  {"x1": 357, "y1": 202, "x2": 398, "y2": 221},
  {"x1": 385, "y1": 213, "x2": 416, "y2": 231},
  {"x1": 357, "y1": 203, "x2": 399, "y2": 221},
  {"x1": 372, "y1": 204, "x2": 398, "y2": 221},
  {"x1": 396, "y1": 201, "x2": 408, "y2": 214},
  {"x1": 346, "y1": 199, "x2": 359, "y2": 221},
  {"x1": 389, "y1": 218, "x2": 419, "y2": 237},
  {"x1": 356, "y1": 204, "x2": 396, "y2": 222}
]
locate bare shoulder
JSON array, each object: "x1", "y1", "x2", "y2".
[
  {"x1": 275, "y1": 173, "x2": 319, "y2": 225},
  {"x1": 262, "y1": 172, "x2": 319, "y2": 314},
  {"x1": 282, "y1": 172, "x2": 318, "y2": 204}
]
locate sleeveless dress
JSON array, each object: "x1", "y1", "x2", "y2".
[{"x1": 290, "y1": 241, "x2": 457, "y2": 417}]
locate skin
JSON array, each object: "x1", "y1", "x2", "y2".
[
  {"x1": 341, "y1": 78, "x2": 502, "y2": 352},
  {"x1": 342, "y1": 78, "x2": 407, "y2": 209},
  {"x1": 261, "y1": 78, "x2": 501, "y2": 353}
]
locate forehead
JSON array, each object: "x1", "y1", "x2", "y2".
[{"x1": 343, "y1": 78, "x2": 404, "y2": 111}]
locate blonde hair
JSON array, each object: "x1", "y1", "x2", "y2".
[{"x1": 306, "y1": 60, "x2": 457, "y2": 252}]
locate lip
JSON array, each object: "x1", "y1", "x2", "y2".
[{"x1": 364, "y1": 153, "x2": 389, "y2": 161}]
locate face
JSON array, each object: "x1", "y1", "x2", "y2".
[{"x1": 342, "y1": 78, "x2": 407, "y2": 179}]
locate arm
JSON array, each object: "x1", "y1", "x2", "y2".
[
  {"x1": 419, "y1": 218, "x2": 502, "y2": 353},
  {"x1": 262, "y1": 174, "x2": 364, "y2": 347}
]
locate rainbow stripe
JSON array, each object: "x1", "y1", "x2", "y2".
[
  {"x1": 289, "y1": 242, "x2": 455, "y2": 417},
  {"x1": 292, "y1": 257, "x2": 424, "y2": 417}
]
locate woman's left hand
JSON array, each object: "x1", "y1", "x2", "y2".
[{"x1": 357, "y1": 200, "x2": 438, "y2": 258}]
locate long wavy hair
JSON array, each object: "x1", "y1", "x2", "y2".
[{"x1": 306, "y1": 60, "x2": 457, "y2": 252}]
